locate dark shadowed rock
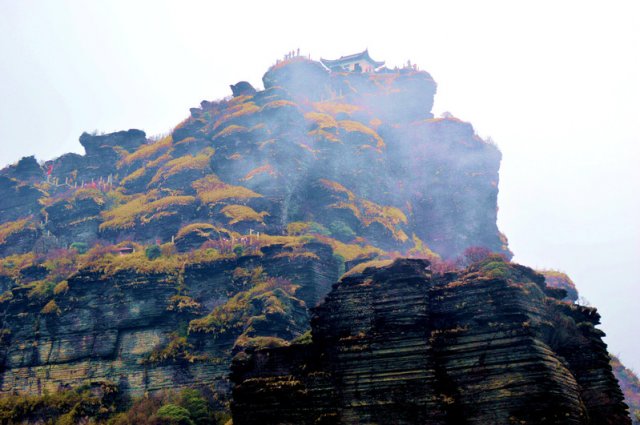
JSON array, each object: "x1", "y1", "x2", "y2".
[
  {"x1": 0, "y1": 156, "x2": 43, "y2": 183},
  {"x1": 0, "y1": 176, "x2": 44, "y2": 224},
  {"x1": 79, "y1": 129, "x2": 146, "y2": 156},
  {"x1": 230, "y1": 81, "x2": 257, "y2": 97},
  {"x1": 232, "y1": 259, "x2": 631, "y2": 424}
]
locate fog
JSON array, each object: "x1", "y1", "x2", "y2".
[{"x1": 0, "y1": 0, "x2": 638, "y2": 370}]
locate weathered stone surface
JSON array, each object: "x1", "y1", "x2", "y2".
[
  {"x1": 0, "y1": 244, "x2": 340, "y2": 397},
  {"x1": 0, "y1": 177, "x2": 43, "y2": 225},
  {"x1": 0, "y1": 156, "x2": 43, "y2": 183},
  {"x1": 232, "y1": 259, "x2": 630, "y2": 424},
  {"x1": 230, "y1": 81, "x2": 257, "y2": 97}
]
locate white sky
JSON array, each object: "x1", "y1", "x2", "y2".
[{"x1": 1, "y1": 1, "x2": 639, "y2": 371}]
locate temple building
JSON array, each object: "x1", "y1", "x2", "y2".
[{"x1": 320, "y1": 49, "x2": 385, "y2": 73}]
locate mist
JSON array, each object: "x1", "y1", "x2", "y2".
[{"x1": 0, "y1": 0, "x2": 638, "y2": 374}]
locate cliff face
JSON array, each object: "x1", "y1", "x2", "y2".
[
  {"x1": 0, "y1": 243, "x2": 340, "y2": 397},
  {"x1": 232, "y1": 258, "x2": 630, "y2": 425},
  {"x1": 0, "y1": 55, "x2": 633, "y2": 423}
]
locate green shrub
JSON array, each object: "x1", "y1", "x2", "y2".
[
  {"x1": 156, "y1": 404, "x2": 194, "y2": 425},
  {"x1": 70, "y1": 242, "x2": 89, "y2": 254},
  {"x1": 145, "y1": 245, "x2": 162, "y2": 260},
  {"x1": 178, "y1": 389, "x2": 210, "y2": 425},
  {"x1": 232, "y1": 245, "x2": 244, "y2": 257},
  {"x1": 328, "y1": 220, "x2": 355, "y2": 240}
]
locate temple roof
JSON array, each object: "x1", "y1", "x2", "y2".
[{"x1": 320, "y1": 49, "x2": 385, "y2": 69}]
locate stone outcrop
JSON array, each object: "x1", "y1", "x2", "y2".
[
  {"x1": 231, "y1": 258, "x2": 630, "y2": 424},
  {"x1": 0, "y1": 244, "x2": 340, "y2": 397},
  {"x1": 0, "y1": 156, "x2": 42, "y2": 183},
  {"x1": 0, "y1": 177, "x2": 43, "y2": 225},
  {"x1": 230, "y1": 81, "x2": 257, "y2": 97}
]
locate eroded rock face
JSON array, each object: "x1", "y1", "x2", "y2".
[
  {"x1": 0, "y1": 244, "x2": 340, "y2": 397},
  {"x1": 231, "y1": 259, "x2": 630, "y2": 424},
  {"x1": 0, "y1": 177, "x2": 43, "y2": 225},
  {"x1": 230, "y1": 81, "x2": 257, "y2": 97}
]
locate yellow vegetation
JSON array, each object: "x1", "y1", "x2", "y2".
[
  {"x1": 313, "y1": 102, "x2": 361, "y2": 115},
  {"x1": 70, "y1": 188, "x2": 105, "y2": 206},
  {"x1": 166, "y1": 295, "x2": 201, "y2": 313},
  {"x1": 274, "y1": 251, "x2": 320, "y2": 261},
  {"x1": 318, "y1": 179, "x2": 355, "y2": 200},
  {"x1": 254, "y1": 234, "x2": 305, "y2": 249},
  {"x1": 41, "y1": 299, "x2": 61, "y2": 315},
  {"x1": 100, "y1": 191, "x2": 195, "y2": 231},
  {"x1": 304, "y1": 112, "x2": 338, "y2": 129},
  {"x1": 337, "y1": 120, "x2": 385, "y2": 149},
  {"x1": 175, "y1": 223, "x2": 216, "y2": 240},
  {"x1": 221, "y1": 205, "x2": 269, "y2": 225},
  {"x1": 214, "y1": 125, "x2": 248, "y2": 138},
  {"x1": 0, "y1": 253, "x2": 36, "y2": 280},
  {"x1": 319, "y1": 179, "x2": 408, "y2": 242},
  {"x1": 407, "y1": 234, "x2": 440, "y2": 260},
  {"x1": 27, "y1": 280, "x2": 56, "y2": 301},
  {"x1": 188, "y1": 270, "x2": 299, "y2": 334},
  {"x1": 85, "y1": 249, "x2": 183, "y2": 277},
  {"x1": 149, "y1": 153, "x2": 211, "y2": 186},
  {"x1": 314, "y1": 236, "x2": 384, "y2": 262},
  {"x1": 0, "y1": 219, "x2": 35, "y2": 245},
  {"x1": 192, "y1": 175, "x2": 261, "y2": 205},
  {"x1": 53, "y1": 280, "x2": 69, "y2": 295},
  {"x1": 342, "y1": 259, "x2": 394, "y2": 279},
  {"x1": 308, "y1": 129, "x2": 340, "y2": 143},
  {"x1": 260, "y1": 100, "x2": 298, "y2": 111},
  {"x1": 213, "y1": 100, "x2": 259, "y2": 129},
  {"x1": 119, "y1": 135, "x2": 172, "y2": 167},
  {"x1": 120, "y1": 166, "x2": 148, "y2": 187},
  {"x1": 286, "y1": 222, "x2": 312, "y2": 236},
  {"x1": 241, "y1": 164, "x2": 277, "y2": 182}
]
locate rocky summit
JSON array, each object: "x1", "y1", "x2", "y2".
[{"x1": 0, "y1": 54, "x2": 635, "y2": 423}]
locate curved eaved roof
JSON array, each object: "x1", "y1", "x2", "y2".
[{"x1": 320, "y1": 49, "x2": 385, "y2": 69}]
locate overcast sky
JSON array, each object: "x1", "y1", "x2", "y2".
[{"x1": 1, "y1": 0, "x2": 638, "y2": 371}]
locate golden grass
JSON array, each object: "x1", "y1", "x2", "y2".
[
  {"x1": 407, "y1": 234, "x2": 440, "y2": 260},
  {"x1": 260, "y1": 100, "x2": 298, "y2": 111},
  {"x1": 337, "y1": 120, "x2": 385, "y2": 149},
  {"x1": 241, "y1": 164, "x2": 276, "y2": 181},
  {"x1": 192, "y1": 175, "x2": 261, "y2": 205},
  {"x1": 214, "y1": 125, "x2": 248, "y2": 138},
  {"x1": 221, "y1": 205, "x2": 269, "y2": 225},
  {"x1": 119, "y1": 135, "x2": 172, "y2": 167},
  {"x1": 318, "y1": 179, "x2": 356, "y2": 201},
  {"x1": 213, "y1": 102, "x2": 259, "y2": 129},
  {"x1": 304, "y1": 112, "x2": 338, "y2": 129},
  {"x1": 0, "y1": 253, "x2": 36, "y2": 280},
  {"x1": 320, "y1": 179, "x2": 408, "y2": 242},
  {"x1": 149, "y1": 153, "x2": 211, "y2": 186},
  {"x1": 120, "y1": 166, "x2": 148, "y2": 187},
  {"x1": 99, "y1": 191, "x2": 195, "y2": 231},
  {"x1": 342, "y1": 259, "x2": 394, "y2": 279},
  {"x1": 175, "y1": 223, "x2": 217, "y2": 239},
  {"x1": 40, "y1": 299, "x2": 61, "y2": 315},
  {"x1": 313, "y1": 102, "x2": 361, "y2": 115},
  {"x1": 314, "y1": 235, "x2": 384, "y2": 262},
  {"x1": 274, "y1": 251, "x2": 320, "y2": 261},
  {"x1": 308, "y1": 129, "x2": 341, "y2": 143},
  {"x1": 85, "y1": 250, "x2": 183, "y2": 277},
  {"x1": 0, "y1": 218, "x2": 35, "y2": 245}
]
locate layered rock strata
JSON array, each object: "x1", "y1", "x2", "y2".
[
  {"x1": 231, "y1": 259, "x2": 630, "y2": 424},
  {"x1": 0, "y1": 244, "x2": 340, "y2": 396}
]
